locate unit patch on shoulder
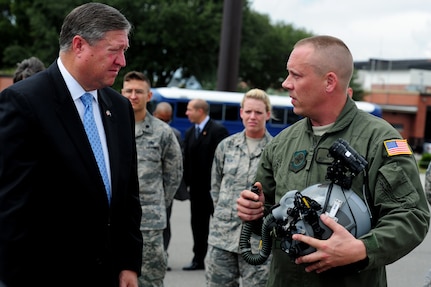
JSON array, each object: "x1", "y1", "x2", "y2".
[
  {"x1": 383, "y1": 139, "x2": 412, "y2": 156},
  {"x1": 289, "y1": 150, "x2": 307, "y2": 172}
]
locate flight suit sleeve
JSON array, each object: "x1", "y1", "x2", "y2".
[{"x1": 361, "y1": 145, "x2": 430, "y2": 269}]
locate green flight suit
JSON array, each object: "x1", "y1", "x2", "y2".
[{"x1": 256, "y1": 97, "x2": 430, "y2": 287}]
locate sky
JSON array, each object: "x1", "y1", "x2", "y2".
[{"x1": 250, "y1": 0, "x2": 431, "y2": 61}]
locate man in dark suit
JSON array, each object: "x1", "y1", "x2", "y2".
[
  {"x1": 182, "y1": 99, "x2": 229, "y2": 270},
  {"x1": 0, "y1": 3, "x2": 142, "y2": 287}
]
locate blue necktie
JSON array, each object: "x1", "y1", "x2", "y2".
[
  {"x1": 81, "y1": 93, "x2": 111, "y2": 204},
  {"x1": 195, "y1": 126, "x2": 200, "y2": 139}
]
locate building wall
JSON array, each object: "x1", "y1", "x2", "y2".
[
  {"x1": 382, "y1": 111, "x2": 412, "y2": 136},
  {"x1": 368, "y1": 89, "x2": 419, "y2": 105},
  {"x1": 0, "y1": 76, "x2": 13, "y2": 92},
  {"x1": 357, "y1": 70, "x2": 411, "y2": 91},
  {"x1": 356, "y1": 60, "x2": 431, "y2": 151},
  {"x1": 357, "y1": 67, "x2": 431, "y2": 92},
  {"x1": 365, "y1": 88, "x2": 431, "y2": 152}
]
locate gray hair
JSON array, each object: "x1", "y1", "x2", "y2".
[
  {"x1": 59, "y1": 3, "x2": 131, "y2": 52},
  {"x1": 13, "y1": 56, "x2": 46, "y2": 83}
]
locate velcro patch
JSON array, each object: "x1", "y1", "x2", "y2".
[{"x1": 384, "y1": 139, "x2": 412, "y2": 156}]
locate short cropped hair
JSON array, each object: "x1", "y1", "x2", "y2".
[
  {"x1": 123, "y1": 71, "x2": 151, "y2": 88},
  {"x1": 295, "y1": 35, "x2": 353, "y2": 89}
]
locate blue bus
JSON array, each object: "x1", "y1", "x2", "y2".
[{"x1": 149, "y1": 87, "x2": 382, "y2": 138}]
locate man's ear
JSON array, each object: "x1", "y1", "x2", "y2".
[
  {"x1": 72, "y1": 35, "x2": 86, "y2": 54},
  {"x1": 325, "y1": 72, "x2": 337, "y2": 93}
]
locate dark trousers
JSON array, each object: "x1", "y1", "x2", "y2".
[
  {"x1": 189, "y1": 193, "x2": 213, "y2": 264},
  {"x1": 163, "y1": 203, "x2": 172, "y2": 251}
]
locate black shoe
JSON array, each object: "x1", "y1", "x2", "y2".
[
  {"x1": 167, "y1": 266, "x2": 172, "y2": 271},
  {"x1": 182, "y1": 262, "x2": 204, "y2": 271}
]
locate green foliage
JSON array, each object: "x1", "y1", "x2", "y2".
[
  {"x1": 419, "y1": 153, "x2": 431, "y2": 169},
  {"x1": 0, "y1": 0, "x2": 363, "y2": 94},
  {"x1": 0, "y1": 0, "x2": 16, "y2": 65},
  {"x1": 350, "y1": 70, "x2": 364, "y2": 101},
  {"x1": 239, "y1": 10, "x2": 313, "y2": 91},
  {"x1": 2, "y1": 0, "x2": 87, "y2": 68},
  {"x1": 114, "y1": 0, "x2": 223, "y2": 89}
]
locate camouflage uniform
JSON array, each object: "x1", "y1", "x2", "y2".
[
  {"x1": 136, "y1": 113, "x2": 183, "y2": 287},
  {"x1": 425, "y1": 162, "x2": 431, "y2": 205},
  {"x1": 206, "y1": 130, "x2": 273, "y2": 287},
  {"x1": 424, "y1": 162, "x2": 431, "y2": 287}
]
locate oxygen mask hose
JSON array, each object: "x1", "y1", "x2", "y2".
[
  {"x1": 239, "y1": 186, "x2": 275, "y2": 265},
  {"x1": 240, "y1": 139, "x2": 372, "y2": 266}
]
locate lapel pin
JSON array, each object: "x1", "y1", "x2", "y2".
[{"x1": 106, "y1": 110, "x2": 111, "y2": 117}]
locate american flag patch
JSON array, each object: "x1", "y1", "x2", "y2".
[{"x1": 384, "y1": 139, "x2": 412, "y2": 156}]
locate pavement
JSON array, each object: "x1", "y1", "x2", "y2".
[
  {"x1": 164, "y1": 199, "x2": 205, "y2": 286},
  {"x1": 164, "y1": 172, "x2": 431, "y2": 287}
]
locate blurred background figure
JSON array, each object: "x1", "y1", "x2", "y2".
[
  {"x1": 13, "y1": 56, "x2": 45, "y2": 83},
  {"x1": 205, "y1": 88, "x2": 273, "y2": 287},
  {"x1": 153, "y1": 102, "x2": 182, "y2": 142},
  {"x1": 423, "y1": 162, "x2": 431, "y2": 287},
  {"x1": 182, "y1": 98, "x2": 228, "y2": 271},
  {"x1": 153, "y1": 101, "x2": 189, "y2": 271},
  {"x1": 122, "y1": 71, "x2": 183, "y2": 286}
]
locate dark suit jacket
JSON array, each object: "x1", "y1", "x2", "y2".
[
  {"x1": 0, "y1": 62, "x2": 142, "y2": 287},
  {"x1": 183, "y1": 119, "x2": 228, "y2": 204}
]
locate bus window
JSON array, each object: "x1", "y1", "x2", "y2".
[
  {"x1": 210, "y1": 103, "x2": 223, "y2": 120},
  {"x1": 271, "y1": 107, "x2": 285, "y2": 125},
  {"x1": 176, "y1": 102, "x2": 188, "y2": 118},
  {"x1": 225, "y1": 105, "x2": 239, "y2": 121}
]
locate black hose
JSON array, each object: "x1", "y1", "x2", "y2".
[{"x1": 239, "y1": 214, "x2": 275, "y2": 265}]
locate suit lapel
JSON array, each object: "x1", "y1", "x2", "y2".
[
  {"x1": 48, "y1": 64, "x2": 96, "y2": 171},
  {"x1": 97, "y1": 89, "x2": 121, "y2": 201},
  {"x1": 48, "y1": 63, "x2": 110, "y2": 206},
  {"x1": 191, "y1": 120, "x2": 212, "y2": 147},
  {"x1": 199, "y1": 120, "x2": 211, "y2": 141}
]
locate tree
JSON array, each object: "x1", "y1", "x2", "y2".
[
  {"x1": 349, "y1": 70, "x2": 365, "y2": 101},
  {"x1": 1, "y1": 0, "x2": 342, "y2": 94},
  {"x1": 239, "y1": 9, "x2": 313, "y2": 91},
  {"x1": 2, "y1": 0, "x2": 87, "y2": 67},
  {"x1": 113, "y1": 0, "x2": 224, "y2": 90},
  {"x1": 0, "y1": 0, "x2": 28, "y2": 68}
]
